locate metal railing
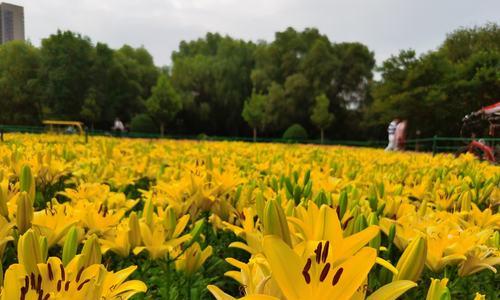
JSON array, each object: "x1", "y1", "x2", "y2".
[{"x1": 1, "y1": 124, "x2": 499, "y2": 155}]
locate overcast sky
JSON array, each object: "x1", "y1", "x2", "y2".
[{"x1": 10, "y1": 0, "x2": 500, "y2": 66}]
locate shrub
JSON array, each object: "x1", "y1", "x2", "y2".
[
  {"x1": 130, "y1": 114, "x2": 157, "y2": 133},
  {"x1": 282, "y1": 124, "x2": 308, "y2": 140}
]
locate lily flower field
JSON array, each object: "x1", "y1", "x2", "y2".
[{"x1": 0, "y1": 134, "x2": 498, "y2": 299}]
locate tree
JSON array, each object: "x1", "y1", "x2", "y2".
[
  {"x1": 365, "y1": 23, "x2": 500, "y2": 138},
  {"x1": 146, "y1": 74, "x2": 182, "y2": 136},
  {"x1": 0, "y1": 41, "x2": 41, "y2": 124},
  {"x1": 311, "y1": 94, "x2": 334, "y2": 143},
  {"x1": 171, "y1": 33, "x2": 256, "y2": 136},
  {"x1": 242, "y1": 92, "x2": 267, "y2": 141},
  {"x1": 80, "y1": 88, "x2": 101, "y2": 130},
  {"x1": 38, "y1": 30, "x2": 94, "y2": 119}
]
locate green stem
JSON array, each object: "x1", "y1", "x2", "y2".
[
  {"x1": 165, "y1": 254, "x2": 171, "y2": 300},
  {"x1": 186, "y1": 276, "x2": 191, "y2": 300}
]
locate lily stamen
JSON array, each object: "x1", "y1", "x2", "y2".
[
  {"x1": 302, "y1": 258, "x2": 312, "y2": 284},
  {"x1": 332, "y1": 267, "x2": 343, "y2": 286},
  {"x1": 319, "y1": 263, "x2": 331, "y2": 282}
]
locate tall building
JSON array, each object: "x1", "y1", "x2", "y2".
[{"x1": 0, "y1": 2, "x2": 24, "y2": 44}]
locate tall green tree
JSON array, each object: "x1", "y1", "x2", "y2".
[
  {"x1": 365, "y1": 23, "x2": 500, "y2": 138},
  {"x1": 252, "y1": 28, "x2": 375, "y2": 138},
  {"x1": 311, "y1": 94, "x2": 334, "y2": 143},
  {"x1": 171, "y1": 33, "x2": 255, "y2": 135},
  {"x1": 39, "y1": 30, "x2": 94, "y2": 120},
  {"x1": 242, "y1": 92, "x2": 267, "y2": 141},
  {"x1": 146, "y1": 74, "x2": 182, "y2": 136},
  {"x1": 0, "y1": 41, "x2": 41, "y2": 124},
  {"x1": 80, "y1": 88, "x2": 101, "y2": 130}
]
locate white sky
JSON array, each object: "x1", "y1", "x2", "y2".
[{"x1": 8, "y1": 0, "x2": 500, "y2": 66}]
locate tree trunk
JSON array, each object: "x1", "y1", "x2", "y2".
[
  {"x1": 320, "y1": 129, "x2": 324, "y2": 144},
  {"x1": 160, "y1": 122, "x2": 165, "y2": 137},
  {"x1": 253, "y1": 127, "x2": 257, "y2": 142}
]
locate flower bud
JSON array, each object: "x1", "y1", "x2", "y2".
[
  {"x1": 255, "y1": 192, "x2": 265, "y2": 222},
  {"x1": 19, "y1": 165, "x2": 35, "y2": 204},
  {"x1": 0, "y1": 184, "x2": 8, "y2": 219},
  {"x1": 39, "y1": 235, "x2": 48, "y2": 262},
  {"x1": 353, "y1": 214, "x2": 368, "y2": 233},
  {"x1": 143, "y1": 197, "x2": 154, "y2": 227},
  {"x1": 79, "y1": 234, "x2": 102, "y2": 269},
  {"x1": 426, "y1": 278, "x2": 450, "y2": 300},
  {"x1": 16, "y1": 191, "x2": 33, "y2": 234},
  {"x1": 393, "y1": 235, "x2": 427, "y2": 282},
  {"x1": 62, "y1": 226, "x2": 78, "y2": 266},
  {"x1": 338, "y1": 190, "x2": 348, "y2": 219},
  {"x1": 164, "y1": 206, "x2": 177, "y2": 234},
  {"x1": 460, "y1": 190, "x2": 472, "y2": 212},
  {"x1": 388, "y1": 223, "x2": 396, "y2": 245},
  {"x1": 263, "y1": 199, "x2": 292, "y2": 246},
  {"x1": 128, "y1": 212, "x2": 141, "y2": 248},
  {"x1": 368, "y1": 213, "x2": 381, "y2": 251},
  {"x1": 418, "y1": 199, "x2": 428, "y2": 217},
  {"x1": 17, "y1": 229, "x2": 43, "y2": 275}
]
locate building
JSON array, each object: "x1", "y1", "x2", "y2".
[{"x1": 0, "y1": 2, "x2": 24, "y2": 44}]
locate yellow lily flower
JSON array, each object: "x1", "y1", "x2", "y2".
[
  {"x1": 458, "y1": 248, "x2": 500, "y2": 277},
  {"x1": 100, "y1": 221, "x2": 132, "y2": 257},
  {"x1": 32, "y1": 201, "x2": 78, "y2": 247},
  {"x1": 426, "y1": 237, "x2": 466, "y2": 273},
  {"x1": 133, "y1": 220, "x2": 191, "y2": 259},
  {"x1": 222, "y1": 255, "x2": 283, "y2": 298},
  {"x1": 174, "y1": 242, "x2": 212, "y2": 276},
  {"x1": 262, "y1": 235, "x2": 376, "y2": 299},
  {"x1": 289, "y1": 203, "x2": 380, "y2": 267},
  {"x1": 0, "y1": 256, "x2": 146, "y2": 299}
]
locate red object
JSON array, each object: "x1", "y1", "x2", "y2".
[
  {"x1": 481, "y1": 101, "x2": 500, "y2": 115},
  {"x1": 467, "y1": 141, "x2": 496, "y2": 162}
]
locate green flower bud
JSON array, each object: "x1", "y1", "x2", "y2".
[
  {"x1": 128, "y1": 212, "x2": 141, "y2": 248},
  {"x1": 16, "y1": 192, "x2": 33, "y2": 234},
  {"x1": 62, "y1": 226, "x2": 78, "y2": 266},
  {"x1": 393, "y1": 236, "x2": 427, "y2": 282},
  {"x1": 338, "y1": 190, "x2": 348, "y2": 219},
  {"x1": 19, "y1": 165, "x2": 35, "y2": 204},
  {"x1": 263, "y1": 199, "x2": 292, "y2": 246},
  {"x1": 79, "y1": 235, "x2": 102, "y2": 269}
]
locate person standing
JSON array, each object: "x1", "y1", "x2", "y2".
[
  {"x1": 112, "y1": 118, "x2": 125, "y2": 132},
  {"x1": 385, "y1": 118, "x2": 399, "y2": 151},
  {"x1": 395, "y1": 120, "x2": 407, "y2": 150}
]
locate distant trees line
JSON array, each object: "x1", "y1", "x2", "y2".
[{"x1": 0, "y1": 23, "x2": 498, "y2": 140}]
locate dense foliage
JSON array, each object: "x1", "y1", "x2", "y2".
[
  {"x1": 0, "y1": 134, "x2": 498, "y2": 299},
  {"x1": 0, "y1": 24, "x2": 498, "y2": 139}
]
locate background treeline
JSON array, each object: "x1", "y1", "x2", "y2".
[{"x1": 0, "y1": 23, "x2": 498, "y2": 140}]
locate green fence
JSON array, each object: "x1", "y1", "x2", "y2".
[{"x1": 1, "y1": 124, "x2": 499, "y2": 155}]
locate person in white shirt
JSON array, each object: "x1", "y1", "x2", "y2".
[
  {"x1": 385, "y1": 118, "x2": 399, "y2": 151},
  {"x1": 112, "y1": 118, "x2": 125, "y2": 132}
]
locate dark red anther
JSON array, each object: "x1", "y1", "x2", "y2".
[
  {"x1": 319, "y1": 263, "x2": 331, "y2": 282},
  {"x1": 48, "y1": 263, "x2": 54, "y2": 281},
  {"x1": 302, "y1": 258, "x2": 312, "y2": 284},
  {"x1": 314, "y1": 242, "x2": 322, "y2": 264},
  {"x1": 76, "y1": 267, "x2": 84, "y2": 283},
  {"x1": 322, "y1": 241, "x2": 329, "y2": 263},
  {"x1": 77, "y1": 279, "x2": 91, "y2": 291},
  {"x1": 30, "y1": 273, "x2": 36, "y2": 289},
  {"x1": 60, "y1": 263, "x2": 66, "y2": 281},
  {"x1": 37, "y1": 274, "x2": 42, "y2": 290},
  {"x1": 332, "y1": 267, "x2": 344, "y2": 286}
]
